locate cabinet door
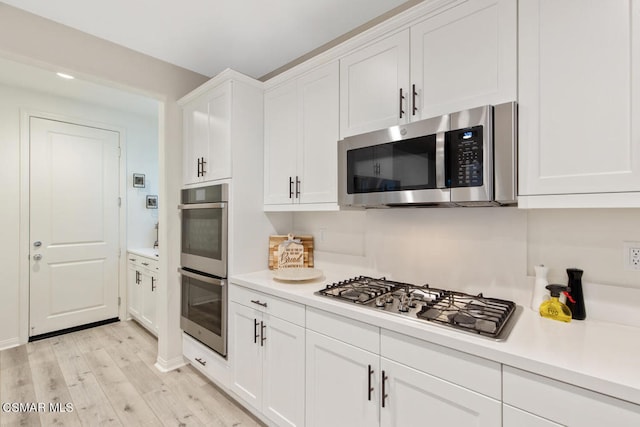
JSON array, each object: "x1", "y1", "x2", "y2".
[
  {"x1": 141, "y1": 268, "x2": 158, "y2": 333},
  {"x1": 503, "y1": 405, "x2": 562, "y2": 427},
  {"x1": 264, "y1": 80, "x2": 298, "y2": 205},
  {"x1": 305, "y1": 330, "x2": 379, "y2": 427},
  {"x1": 229, "y1": 302, "x2": 263, "y2": 410},
  {"x1": 380, "y1": 357, "x2": 501, "y2": 427},
  {"x1": 340, "y1": 29, "x2": 410, "y2": 138},
  {"x1": 204, "y1": 82, "x2": 232, "y2": 182},
  {"x1": 126, "y1": 261, "x2": 141, "y2": 318},
  {"x1": 183, "y1": 97, "x2": 210, "y2": 185},
  {"x1": 262, "y1": 315, "x2": 305, "y2": 427},
  {"x1": 410, "y1": 0, "x2": 517, "y2": 119},
  {"x1": 519, "y1": 0, "x2": 640, "y2": 197},
  {"x1": 298, "y1": 62, "x2": 340, "y2": 205}
]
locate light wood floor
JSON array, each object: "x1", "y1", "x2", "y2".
[{"x1": 0, "y1": 320, "x2": 265, "y2": 427}]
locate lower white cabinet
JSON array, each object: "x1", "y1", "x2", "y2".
[
  {"x1": 229, "y1": 289, "x2": 305, "y2": 427},
  {"x1": 503, "y1": 405, "x2": 562, "y2": 427},
  {"x1": 126, "y1": 252, "x2": 158, "y2": 334},
  {"x1": 503, "y1": 366, "x2": 640, "y2": 427},
  {"x1": 305, "y1": 308, "x2": 501, "y2": 427},
  {"x1": 305, "y1": 330, "x2": 380, "y2": 427}
]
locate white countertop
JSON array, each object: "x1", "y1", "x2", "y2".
[
  {"x1": 231, "y1": 267, "x2": 640, "y2": 406},
  {"x1": 127, "y1": 248, "x2": 159, "y2": 259}
]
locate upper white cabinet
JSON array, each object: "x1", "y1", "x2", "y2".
[
  {"x1": 518, "y1": 0, "x2": 640, "y2": 207},
  {"x1": 339, "y1": 0, "x2": 516, "y2": 138},
  {"x1": 264, "y1": 61, "x2": 340, "y2": 210},
  {"x1": 339, "y1": 30, "x2": 411, "y2": 137},
  {"x1": 410, "y1": 0, "x2": 517, "y2": 119},
  {"x1": 182, "y1": 81, "x2": 231, "y2": 185},
  {"x1": 180, "y1": 69, "x2": 263, "y2": 186}
]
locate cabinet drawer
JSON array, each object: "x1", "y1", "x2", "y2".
[
  {"x1": 306, "y1": 307, "x2": 379, "y2": 354},
  {"x1": 381, "y1": 329, "x2": 501, "y2": 400},
  {"x1": 182, "y1": 332, "x2": 230, "y2": 388},
  {"x1": 127, "y1": 254, "x2": 157, "y2": 271},
  {"x1": 229, "y1": 284, "x2": 305, "y2": 326},
  {"x1": 503, "y1": 366, "x2": 640, "y2": 426}
]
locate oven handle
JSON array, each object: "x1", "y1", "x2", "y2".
[
  {"x1": 177, "y1": 202, "x2": 227, "y2": 210},
  {"x1": 178, "y1": 268, "x2": 226, "y2": 287}
]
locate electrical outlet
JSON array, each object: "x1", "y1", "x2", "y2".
[{"x1": 624, "y1": 242, "x2": 640, "y2": 270}]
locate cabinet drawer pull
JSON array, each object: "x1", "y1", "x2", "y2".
[
  {"x1": 295, "y1": 176, "x2": 301, "y2": 198},
  {"x1": 151, "y1": 277, "x2": 156, "y2": 291},
  {"x1": 368, "y1": 364, "x2": 374, "y2": 401},
  {"x1": 260, "y1": 321, "x2": 266, "y2": 347},
  {"x1": 254, "y1": 319, "x2": 260, "y2": 344},
  {"x1": 412, "y1": 84, "x2": 418, "y2": 116},
  {"x1": 381, "y1": 370, "x2": 388, "y2": 408},
  {"x1": 251, "y1": 299, "x2": 267, "y2": 308},
  {"x1": 399, "y1": 88, "x2": 405, "y2": 119},
  {"x1": 201, "y1": 157, "x2": 207, "y2": 176},
  {"x1": 141, "y1": 262, "x2": 149, "y2": 266},
  {"x1": 197, "y1": 157, "x2": 201, "y2": 177},
  {"x1": 195, "y1": 357, "x2": 206, "y2": 366},
  {"x1": 129, "y1": 258, "x2": 136, "y2": 262}
]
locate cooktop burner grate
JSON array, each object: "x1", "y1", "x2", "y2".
[{"x1": 316, "y1": 276, "x2": 517, "y2": 340}]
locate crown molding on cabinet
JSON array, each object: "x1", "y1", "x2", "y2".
[{"x1": 178, "y1": 68, "x2": 263, "y2": 106}]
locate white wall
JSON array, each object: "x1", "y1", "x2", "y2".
[
  {"x1": 0, "y1": 82, "x2": 158, "y2": 347},
  {"x1": 0, "y1": 3, "x2": 208, "y2": 366},
  {"x1": 293, "y1": 207, "x2": 640, "y2": 306}
]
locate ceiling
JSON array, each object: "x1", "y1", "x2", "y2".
[{"x1": 2, "y1": 0, "x2": 416, "y2": 79}]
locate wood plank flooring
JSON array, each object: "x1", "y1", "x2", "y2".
[{"x1": 0, "y1": 320, "x2": 265, "y2": 427}]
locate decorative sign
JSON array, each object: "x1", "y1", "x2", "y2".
[{"x1": 277, "y1": 234, "x2": 304, "y2": 269}]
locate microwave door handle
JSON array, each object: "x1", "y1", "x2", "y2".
[
  {"x1": 435, "y1": 132, "x2": 446, "y2": 189},
  {"x1": 177, "y1": 202, "x2": 227, "y2": 210},
  {"x1": 177, "y1": 268, "x2": 226, "y2": 287}
]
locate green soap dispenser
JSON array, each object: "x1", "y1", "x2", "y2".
[{"x1": 539, "y1": 284, "x2": 572, "y2": 322}]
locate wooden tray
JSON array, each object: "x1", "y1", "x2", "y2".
[{"x1": 269, "y1": 235, "x2": 314, "y2": 270}]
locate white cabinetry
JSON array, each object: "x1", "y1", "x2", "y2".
[
  {"x1": 229, "y1": 285, "x2": 305, "y2": 427},
  {"x1": 182, "y1": 81, "x2": 231, "y2": 185},
  {"x1": 305, "y1": 307, "x2": 501, "y2": 427},
  {"x1": 339, "y1": 0, "x2": 516, "y2": 137},
  {"x1": 503, "y1": 366, "x2": 640, "y2": 427},
  {"x1": 126, "y1": 252, "x2": 158, "y2": 335},
  {"x1": 518, "y1": 0, "x2": 640, "y2": 207},
  {"x1": 264, "y1": 61, "x2": 340, "y2": 210}
]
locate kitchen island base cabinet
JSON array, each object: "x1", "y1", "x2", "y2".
[
  {"x1": 503, "y1": 366, "x2": 640, "y2": 427},
  {"x1": 229, "y1": 289, "x2": 305, "y2": 427}
]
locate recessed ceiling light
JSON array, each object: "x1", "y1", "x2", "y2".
[{"x1": 56, "y1": 72, "x2": 75, "y2": 80}]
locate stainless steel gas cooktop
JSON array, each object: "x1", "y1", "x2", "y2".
[{"x1": 316, "y1": 276, "x2": 518, "y2": 341}]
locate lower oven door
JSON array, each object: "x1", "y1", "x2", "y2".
[{"x1": 179, "y1": 268, "x2": 227, "y2": 356}]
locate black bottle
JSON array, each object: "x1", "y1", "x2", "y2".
[{"x1": 566, "y1": 268, "x2": 586, "y2": 320}]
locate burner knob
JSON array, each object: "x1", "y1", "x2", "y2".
[
  {"x1": 385, "y1": 295, "x2": 394, "y2": 304},
  {"x1": 375, "y1": 297, "x2": 385, "y2": 308}
]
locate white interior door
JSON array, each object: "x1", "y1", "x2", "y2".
[{"x1": 29, "y1": 117, "x2": 120, "y2": 337}]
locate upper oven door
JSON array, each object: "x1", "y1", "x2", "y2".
[
  {"x1": 447, "y1": 105, "x2": 493, "y2": 204},
  {"x1": 338, "y1": 114, "x2": 450, "y2": 207},
  {"x1": 179, "y1": 201, "x2": 227, "y2": 278}
]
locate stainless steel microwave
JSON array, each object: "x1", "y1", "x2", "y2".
[{"x1": 338, "y1": 102, "x2": 517, "y2": 208}]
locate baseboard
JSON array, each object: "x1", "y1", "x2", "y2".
[
  {"x1": 0, "y1": 337, "x2": 21, "y2": 351},
  {"x1": 155, "y1": 355, "x2": 187, "y2": 372}
]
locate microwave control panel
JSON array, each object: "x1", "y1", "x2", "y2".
[{"x1": 448, "y1": 125, "x2": 483, "y2": 188}]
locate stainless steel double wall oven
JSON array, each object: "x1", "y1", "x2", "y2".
[{"x1": 178, "y1": 184, "x2": 228, "y2": 356}]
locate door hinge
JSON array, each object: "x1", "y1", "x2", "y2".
[
  {"x1": 118, "y1": 197, "x2": 122, "y2": 207},
  {"x1": 118, "y1": 297, "x2": 121, "y2": 307}
]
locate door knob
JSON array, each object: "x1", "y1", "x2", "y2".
[
  {"x1": 33, "y1": 254, "x2": 43, "y2": 261},
  {"x1": 33, "y1": 241, "x2": 42, "y2": 248}
]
